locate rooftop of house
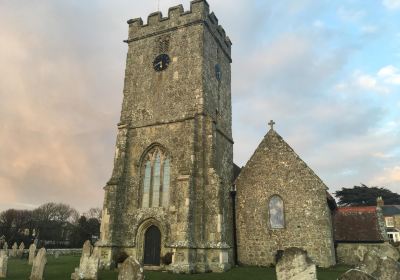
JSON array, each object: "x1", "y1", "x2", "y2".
[
  {"x1": 381, "y1": 205, "x2": 400, "y2": 216},
  {"x1": 334, "y1": 206, "x2": 385, "y2": 243}
]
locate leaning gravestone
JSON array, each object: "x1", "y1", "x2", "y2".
[
  {"x1": 30, "y1": 248, "x2": 47, "y2": 280},
  {"x1": 11, "y1": 243, "x2": 17, "y2": 258},
  {"x1": 29, "y1": 243, "x2": 37, "y2": 265},
  {"x1": 118, "y1": 256, "x2": 144, "y2": 280},
  {"x1": 17, "y1": 242, "x2": 25, "y2": 257},
  {"x1": 71, "y1": 240, "x2": 100, "y2": 280},
  {"x1": 338, "y1": 269, "x2": 376, "y2": 280},
  {"x1": 275, "y1": 247, "x2": 317, "y2": 280},
  {"x1": 0, "y1": 250, "x2": 8, "y2": 278}
]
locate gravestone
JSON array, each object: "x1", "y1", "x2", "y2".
[
  {"x1": 30, "y1": 248, "x2": 47, "y2": 280},
  {"x1": 17, "y1": 242, "x2": 25, "y2": 257},
  {"x1": 0, "y1": 250, "x2": 8, "y2": 278},
  {"x1": 338, "y1": 269, "x2": 376, "y2": 280},
  {"x1": 29, "y1": 243, "x2": 37, "y2": 265},
  {"x1": 2, "y1": 243, "x2": 7, "y2": 256},
  {"x1": 11, "y1": 243, "x2": 17, "y2": 257},
  {"x1": 275, "y1": 247, "x2": 317, "y2": 280},
  {"x1": 358, "y1": 250, "x2": 400, "y2": 280},
  {"x1": 71, "y1": 240, "x2": 100, "y2": 280},
  {"x1": 54, "y1": 251, "x2": 60, "y2": 259},
  {"x1": 118, "y1": 256, "x2": 144, "y2": 280}
]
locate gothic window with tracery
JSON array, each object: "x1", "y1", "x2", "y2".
[
  {"x1": 141, "y1": 147, "x2": 170, "y2": 208},
  {"x1": 269, "y1": 195, "x2": 285, "y2": 229}
]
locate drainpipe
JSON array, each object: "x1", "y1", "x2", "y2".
[{"x1": 230, "y1": 184, "x2": 238, "y2": 265}]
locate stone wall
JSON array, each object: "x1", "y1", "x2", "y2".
[
  {"x1": 98, "y1": 0, "x2": 234, "y2": 273},
  {"x1": 235, "y1": 129, "x2": 336, "y2": 268}
]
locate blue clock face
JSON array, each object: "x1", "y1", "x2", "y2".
[{"x1": 153, "y1": 54, "x2": 170, "y2": 71}]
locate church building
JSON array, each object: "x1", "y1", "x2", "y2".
[{"x1": 97, "y1": 0, "x2": 336, "y2": 273}]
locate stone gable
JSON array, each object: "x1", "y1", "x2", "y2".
[{"x1": 235, "y1": 128, "x2": 336, "y2": 267}]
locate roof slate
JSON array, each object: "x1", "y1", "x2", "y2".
[
  {"x1": 381, "y1": 205, "x2": 400, "y2": 216},
  {"x1": 334, "y1": 206, "x2": 385, "y2": 242}
]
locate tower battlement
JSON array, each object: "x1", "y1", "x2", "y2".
[{"x1": 126, "y1": 0, "x2": 231, "y2": 57}]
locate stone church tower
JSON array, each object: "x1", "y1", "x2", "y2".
[{"x1": 97, "y1": 0, "x2": 234, "y2": 273}]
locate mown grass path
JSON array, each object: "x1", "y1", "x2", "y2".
[{"x1": 7, "y1": 256, "x2": 350, "y2": 279}]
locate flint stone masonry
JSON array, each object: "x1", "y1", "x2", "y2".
[
  {"x1": 275, "y1": 248, "x2": 317, "y2": 280},
  {"x1": 29, "y1": 243, "x2": 37, "y2": 265},
  {"x1": 30, "y1": 248, "x2": 47, "y2": 280},
  {"x1": 98, "y1": 0, "x2": 233, "y2": 273},
  {"x1": 71, "y1": 241, "x2": 100, "y2": 280},
  {"x1": 118, "y1": 256, "x2": 144, "y2": 280},
  {"x1": 338, "y1": 269, "x2": 377, "y2": 280},
  {"x1": 336, "y1": 243, "x2": 400, "y2": 265},
  {"x1": 235, "y1": 129, "x2": 336, "y2": 268},
  {"x1": 0, "y1": 250, "x2": 8, "y2": 278}
]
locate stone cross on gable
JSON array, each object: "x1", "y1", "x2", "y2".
[{"x1": 268, "y1": 120, "x2": 276, "y2": 130}]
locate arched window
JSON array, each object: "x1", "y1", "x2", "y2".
[
  {"x1": 141, "y1": 147, "x2": 170, "y2": 208},
  {"x1": 269, "y1": 195, "x2": 285, "y2": 229}
]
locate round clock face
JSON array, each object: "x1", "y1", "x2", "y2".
[{"x1": 153, "y1": 54, "x2": 170, "y2": 72}]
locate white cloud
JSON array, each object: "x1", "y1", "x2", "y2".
[
  {"x1": 383, "y1": 0, "x2": 400, "y2": 10},
  {"x1": 378, "y1": 65, "x2": 400, "y2": 85}
]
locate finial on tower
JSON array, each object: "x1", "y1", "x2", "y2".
[{"x1": 268, "y1": 120, "x2": 276, "y2": 130}]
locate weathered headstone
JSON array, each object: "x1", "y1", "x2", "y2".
[
  {"x1": 358, "y1": 250, "x2": 400, "y2": 280},
  {"x1": 338, "y1": 269, "x2": 377, "y2": 280},
  {"x1": 11, "y1": 243, "x2": 17, "y2": 258},
  {"x1": 2, "y1": 243, "x2": 7, "y2": 256},
  {"x1": 54, "y1": 251, "x2": 60, "y2": 259},
  {"x1": 118, "y1": 256, "x2": 144, "y2": 280},
  {"x1": 29, "y1": 243, "x2": 37, "y2": 265},
  {"x1": 17, "y1": 242, "x2": 25, "y2": 257},
  {"x1": 0, "y1": 250, "x2": 8, "y2": 278},
  {"x1": 275, "y1": 247, "x2": 317, "y2": 280},
  {"x1": 29, "y1": 248, "x2": 47, "y2": 280},
  {"x1": 71, "y1": 240, "x2": 100, "y2": 280}
]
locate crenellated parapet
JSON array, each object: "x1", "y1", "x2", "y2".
[{"x1": 125, "y1": 0, "x2": 231, "y2": 58}]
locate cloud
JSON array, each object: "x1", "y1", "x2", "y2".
[
  {"x1": 378, "y1": 65, "x2": 400, "y2": 85},
  {"x1": 335, "y1": 65, "x2": 400, "y2": 94},
  {"x1": 382, "y1": 0, "x2": 400, "y2": 10}
]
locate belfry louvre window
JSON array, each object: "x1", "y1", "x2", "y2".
[
  {"x1": 269, "y1": 195, "x2": 285, "y2": 229},
  {"x1": 141, "y1": 147, "x2": 170, "y2": 208}
]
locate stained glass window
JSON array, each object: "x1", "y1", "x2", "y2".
[{"x1": 269, "y1": 195, "x2": 284, "y2": 229}]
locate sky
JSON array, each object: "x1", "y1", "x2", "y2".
[{"x1": 0, "y1": 0, "x2": 399, "y2": 212}]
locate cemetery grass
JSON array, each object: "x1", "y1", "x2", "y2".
[{"x1": 7, "y1": 256, "x2": 350, "y2": 279}]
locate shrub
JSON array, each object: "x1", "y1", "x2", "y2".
[{"x1": 161, "y1": 252, "x2": 173, "y2": 265}]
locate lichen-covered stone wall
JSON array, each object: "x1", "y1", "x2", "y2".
[{"x1": 235, "y1": 129, "x2": 336, "y2": 268}]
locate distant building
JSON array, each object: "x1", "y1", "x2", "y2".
[
  {"x1": 333, "y1": 206, "x2": 389, "y2": 264},
  {"x1": 377, "y1": 197, "x2": 400, "y2": 242}
]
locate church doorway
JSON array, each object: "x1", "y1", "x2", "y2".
[{"x1": 144, "y1": 225, "x2": 161, "y2": 265}]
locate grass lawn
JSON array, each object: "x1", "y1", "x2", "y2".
[{"x1": 7, "y1": 256, "x2": 350, "y2": 279}]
